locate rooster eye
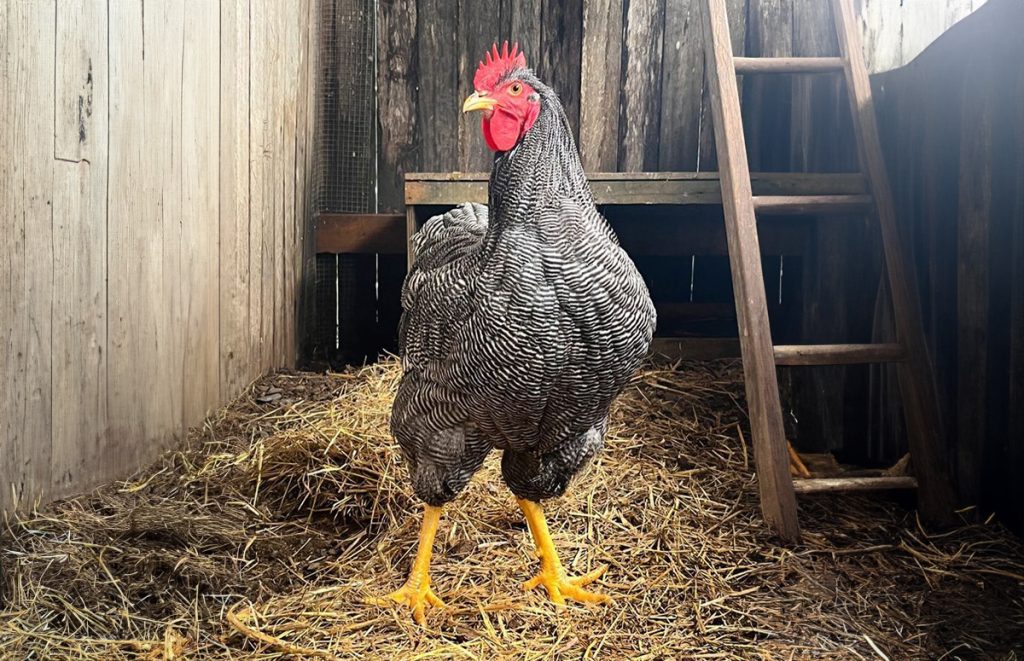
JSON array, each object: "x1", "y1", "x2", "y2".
[{"x1": 508, "y1": 83, "x2": 523, "y2": 96}]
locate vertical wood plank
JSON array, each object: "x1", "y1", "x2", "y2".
[
  {"x1": 457, "y1": 0, "x2": 494, "y2": 172},
  {"x1": 279, "y1": 2, "x2": 301, "y2": 365},
  {"x1": 619, "y1": 0, "x2": 666, "y2": 171},
  {"x1": 51, "y1": 0, "x2": 108, "y2": 495},
  {"x1": 501, "y1": 0, "x2": 543, "y2": 69},
  {"x1": 108, "y1": 0, "x2": 185, "y2": 477},
  {"x1": 698, "y1": 0, "x2": 746, "y2": 171},
  {"x1": 378, "y1": 0, "x2": 418, "y2": 211},
  {"x1": 537, "y1": 0, "x2": 584, "y2": 140},
  {"x1": 955, "y1": 46, "x2": 995, "y2": 507},
  {"x1": 181, "y1": 0, "x2": 221, "y2": 427},
  {"x1": 220, "y1": 0, "x2": 253, "y2": 398},
  {"x1": 658, "y1": 0, "x2": 704, "y2": 171},
  {"x1": 0, "y1": 1, "x2": 55, "y2": 510},
  {"x1": 250, "y1": 0, "x2": 274, "y2": 372},
  {"x1": 418, "y1": 0, "x2": 460, "y2": 171},
  {"x1": 742, "y1": 0, "x2": 792, "y2": 171},
  {"x1": 579, "y1": 0, "x2": 624, "y2": 171}
]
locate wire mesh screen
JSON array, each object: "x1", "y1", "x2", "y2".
[{"x1": 316, "y1": 0, "x2": 376, "y2": 213}]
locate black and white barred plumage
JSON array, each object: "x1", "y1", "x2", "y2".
[{"x1": 391, "y1": 70, "x2": 656, "y2": 506}]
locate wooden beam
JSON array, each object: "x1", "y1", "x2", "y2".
[
  {"x1": 773, "y1": 343, "x2": 906, "y2": 366},
  {"x1": 733, "y1": 56, "x2": 844, "y2": 74},
  {"x1": 314, "y1": 214, "x2": 405, "y2": 254},
  {"x1": 405, "y1": 171, "x2": 867, "y2": 206},
  {"x1": 702, "y1": 0, "x2": 801, "y2": 541},
  {"x1": 792, "y1": 476, "x2": 918, "y2": 494},
  {"x1": 833, "y1": 0, "x2": 958, "y2": 525},
  {"x1": 753, "y1": 195, "x2": 873, "y2": 215},
  {"x1": 650, "y1": 337, "x2": 741, "y2": 360}
]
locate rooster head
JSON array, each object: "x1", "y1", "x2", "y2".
[{"x1": 463, "y1": 41, "x2": 541, "y2": 152}]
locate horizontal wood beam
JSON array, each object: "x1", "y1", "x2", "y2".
[
  {"x1": 315, "y1": 213, "x2": 406, "y2": 254},
  {"x1": 649, "y1": 337, "x2": 741, "y2": 360},
  {"x1": 753, "y1": 195, "x2": 874, "y2": 215},
  {"x1": 406, "y1": 172, "x2": 867, "y2": 206},
  {"x1": 773, "y1": 343, "x2": 906, "y2": 366},
  {"x1": 733, "y1": 56, "x2": 844, "y2": 74},
  {"x1": 792, "y1": 476, "x2": 918, "y2": 494}
]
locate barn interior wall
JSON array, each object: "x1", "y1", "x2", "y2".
[
  {"x1": 0, "y1": 1, "x2": 319, "y2": 513},
  {"x1": 873, "y1": 0, "x2": 1024, "y2": 531}
]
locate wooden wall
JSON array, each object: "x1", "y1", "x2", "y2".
[
  {"x1": 873, "y1": 0, "x2": 1024, "y2": 530},
  {"x1": 0, "y1": 0, "x2": 319, "y2": 512}
]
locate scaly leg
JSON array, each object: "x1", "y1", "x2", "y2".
[
  {"x1": 517, "y1": 498, "x2": 611, "y2": 606},
  {"x1": 375, "y1": 504, "x2": 445, "y2": 625}
]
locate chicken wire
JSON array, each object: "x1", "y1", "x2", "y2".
[{"x1": 316, "y1": 0, "x2": 376, "y2": 213}]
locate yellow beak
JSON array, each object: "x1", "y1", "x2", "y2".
[{"x1": 462, "y1": 91, "x2": 498, "y2": 113}]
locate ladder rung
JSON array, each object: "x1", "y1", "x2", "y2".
[
  {"x1": 734, "y1": 56, "x2": 845, "y2": 74},
  {"x1": 792, "y1": 476, "x2": 918, "y2": 494},
  {"x1": 753, "y1": 195, "x2": 873, "y2": 215},
  {"x1": 773, "y1": 343, "x2": 906, "y2": 366}
]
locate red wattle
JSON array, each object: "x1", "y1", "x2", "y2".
[{"x1": 482, "y1": 109, "x2": 522, "y2": 152}]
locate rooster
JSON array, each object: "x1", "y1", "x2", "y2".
[{"x1": 379, "y1": 42, "x2": 656, "y2": 625}]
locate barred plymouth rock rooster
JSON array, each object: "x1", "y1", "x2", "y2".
[{"x1": 379, "y1": 43, "x2": 656, "y2": 625}]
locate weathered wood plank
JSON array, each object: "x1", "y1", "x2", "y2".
[
  {"x1": 51, "y1": 0, "x2": 107, "y2": 496},
  {"x1": 457, "y1": 0, "x2": 493, "y2": 172},
  {"x1": 955, "y1": 45, "x2": 995, "y2": 508},
  {"x1": 702, "y1": 0, "x2": 800, "y2": 540},
  {"x1": 538, "y1": 0, "x2": 584, "y2": 139},
  {"x1": 181, "y1": 1, "x2": 221, "y2": 429},
  {"x1": 220, "y1": 0, "x2": 253, "y2": 399},
  {"x1": 315, "y1": 214, "x2": 407, "y2": 254},
  {"x1": 620, "y1": 0, "x2": 666, "y2": 171},
  {"x1": 742, "y1": 0, "x2": 793, "y2": 171},
  {"x1": 773, "y1": 344, "x2": 905, "y2": 366},
  {"x1": 792, "y1": 476, "x2": 917, "y2": 494},
  {"x1": 833, "y1": 0, "x2": 958, "y2": 524},
  {"x1": 404, "y1": 172, "x2": 867, "y2": 205},
  {"x1": 579, "y1": 0, "x2": 623, "y2": 170},
  {"x1": 659, "y1": 0, "x2": 704, "y2": 171},
  {"x1": 698, "y1": 0, "x2": 746, "y2": 171},
  {"x1": 418, "y1": 0, "x2": 459, "y2": 171},
  {"x1": 0, "y1": 1, "x2": 55, "y2": 510},
  {"x1": 108, "y1": 0, "x2": 185, "y2": 478},
  {"x1": 500, "y1": 0, "x2": 542, "y2": 64},
  {"x1": 378, "y1": 0, "x2": 418, "y2": 211}
]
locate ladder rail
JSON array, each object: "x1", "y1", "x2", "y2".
[
  {"x1": 701, "y1": 0, "x2": 801, "y2": 541},
  {"x1": 830, "y1": 0, "x2": 957, "y2": 524}
]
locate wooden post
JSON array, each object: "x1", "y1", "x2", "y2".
[
  {"x1": 831, "y1": 0, "x2": 957, "y2": 524},
  {"x1": 701, "y1": 0, "x2": 801, "y2": 542}
]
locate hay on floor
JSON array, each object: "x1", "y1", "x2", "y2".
[{"x1": 1, "y1": 358, "x2": 1022, "y2": 659}]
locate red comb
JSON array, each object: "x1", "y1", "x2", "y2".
[{"x1": 473, "y1": 41, "x2": 527, "y2": 91}]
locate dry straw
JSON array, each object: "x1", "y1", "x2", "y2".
[{"x1": 1, "y1": 358, "x2": 1022, "y2": 659}]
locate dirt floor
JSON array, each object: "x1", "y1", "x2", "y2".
[{"x1": 1, "y1": 358, "x2": 1022, "y2": 659}]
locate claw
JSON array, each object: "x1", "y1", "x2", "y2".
[
  {"x1": 524, "y1": 563, "x2": 611, "y2": 607},
  {"x1": 375, "y1": 579, "x2": 445, "y2": 625}
]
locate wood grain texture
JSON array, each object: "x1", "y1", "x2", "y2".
[
  {"x1": 702, "y1": 0, "x2": 800, "y2": 541},
  {"x1": 378, "y1": 0, "x2": 418, "y2": 211},
  {"x1": 579, "y1": 0, "x2": 621, "y2": 170},
  {"x1": 619, "y1": 0, "x2": 666, "y2": 171},
  {"x1": 2, "y1": 0, "x2": 318, "y2": 513},
  {"x1": 418, "y1": 0, "x2": 460, "y2": 171},
  {"x1": 220, "y1": 0, "x2": 253, "y2": 399},
  {"x1": 1, "y1": 1, "x2": 55, "y2": 510},
  {"x1": 457, "y1": 0, "x2": 493, "y2": 172},
  {"x1": 181, "y1": 1, "x2": 221, "y2": 428},
  {"x1": 51, "y1": 0, "x2": 108, "y2": 495},
  {"x1": 658, "y1": 0, "x2": 704, "y2": 171},
  {"x1": 833, "y1": 0, "x2": 958, "y2": 524},
  {"x1": 698, "y1": 0, "x2": 746, "y2": 171},
  {"x1": 538, "y1": 0, "x2": 584, "y2": 140}
]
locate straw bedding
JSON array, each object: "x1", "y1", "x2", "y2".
[{"x1": 1, "y1": 358, "x2": 1022, "y2": 659}]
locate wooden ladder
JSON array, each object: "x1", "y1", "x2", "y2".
[{"x1": 701, "y1": 0, "x2": 956, "y2": 541}]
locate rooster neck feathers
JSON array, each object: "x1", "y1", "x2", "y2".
[{"x1": 486, "y1": 72, "x2": 594, "y2": 231}]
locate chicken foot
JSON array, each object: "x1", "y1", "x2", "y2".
[
  {"x1": 517, "y1": 498, "x2": 612, "y2": 607},
  {"x1": 375, "y1": 504, "x2": 445, "y2": 625}
]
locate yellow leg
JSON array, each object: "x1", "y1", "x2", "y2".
[
  {"x1": 517, "y1": 498, "x2": 611, "y2": 607},
  {"x1": 375, "y1": 504, "x2": 445, "y2": 625}
]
